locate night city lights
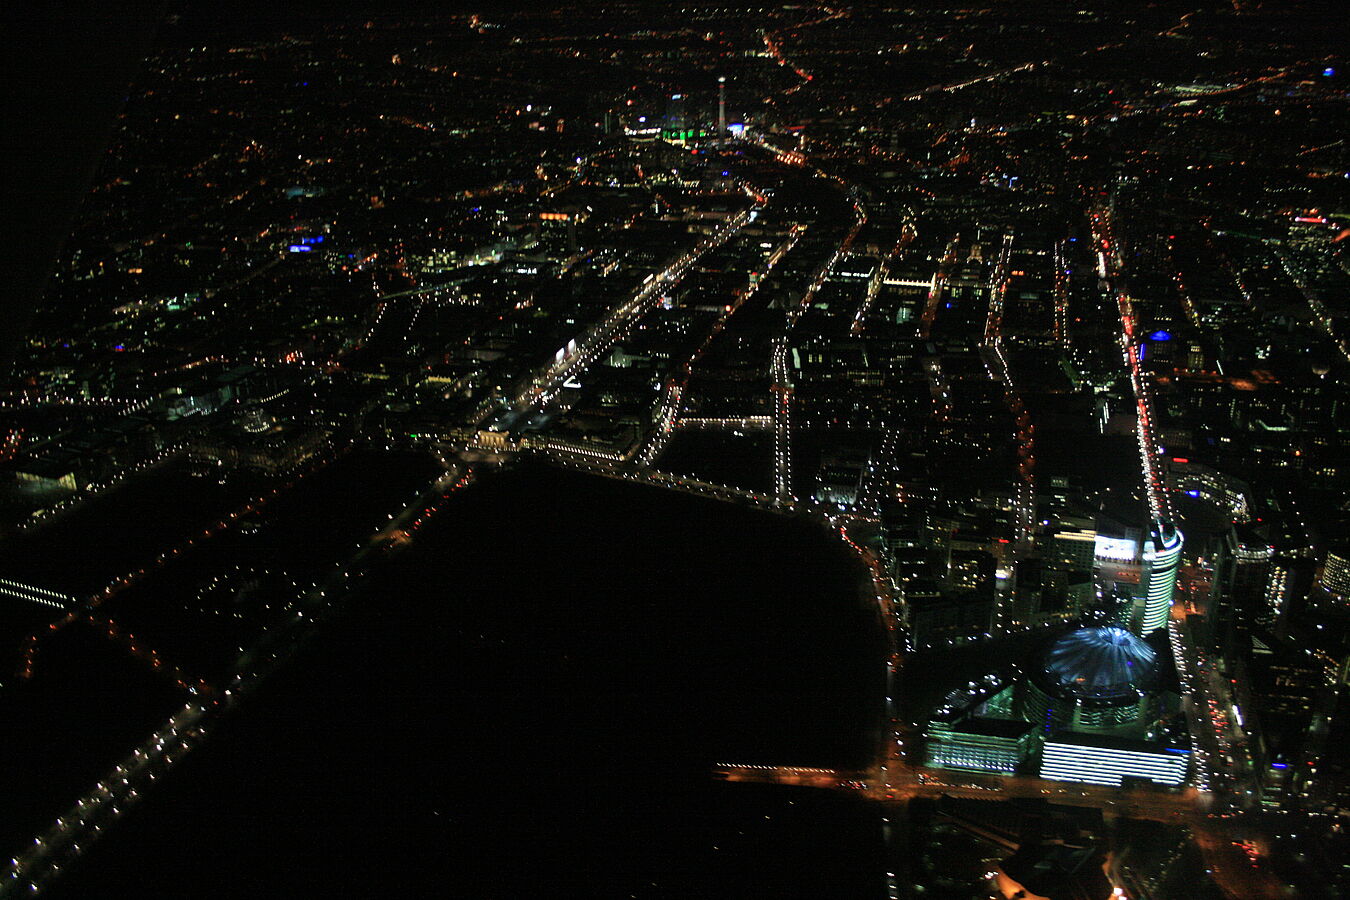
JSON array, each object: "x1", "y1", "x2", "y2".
[{"x1": 0, "y1": 1, "x2": 1347, "y2": 898}]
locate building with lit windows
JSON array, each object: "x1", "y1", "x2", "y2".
[
  {"x1": 1048, "y1": 525, "x2": 1097, "y2": 571},
  {"x1": 1039, "y1": 732, "x2": 1189, "y2": 787},
  {"x1": 923, "y1": 624, "x2": 1189, "y2": 789},
  {"x1": 1170, "y1": 460, "x2": 1251, "y2": 522},
  {"x1": 1315, "y1": 545, "x2": 1350, "y2": 603},
  {"x1": 662, "y1": 93, "x2": 699, "y2": 143},
  {"x1": 1217, "y1": 526, "x2": 1274, "y2": 625},
  {"x1": 923, "y1": 622, "x2": 1189, "y2": 782},
  {"x1": 926, "y1": 717, "x2": 1041, "y2": 774},
  {"x1": 1018, "y1": 626, "x2": 1163, "y2": 734},
  {"x1": 925, "y1": 672, "x2": 1044, "y2": 774},
  {"x1": 1265, "y1": 562, "x2": 1295, "y2": 623},
  {"x1": 1138, "y1": 524, "x2": 1182, "y2": 635}
]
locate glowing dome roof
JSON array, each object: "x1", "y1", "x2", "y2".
[{"x1": 1037, "y1": 626, "x2": 1160, "y2": 702}]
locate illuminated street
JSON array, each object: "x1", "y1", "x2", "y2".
[{"x1": 1, "y1": 3, "x2": 1347, "y2": 897}]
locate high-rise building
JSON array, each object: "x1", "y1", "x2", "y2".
[
  {"x1": 662, "y1": 93, "x2": 692, "y2": 142},
  {"x1": 1209, "y1": 526, "x2": 1274, "y2": 642},
  {"x1": 1138, "y1": 523, "x2": 1183, "y2": 635},
  {"x1": 1315, "y1": 545, "x2": 1350, "y2": 603},
  {"x1": 1048, "y1": 525, "x2": 1096, "y2": 571},
  {"x1": 717, "y1": 75, "x2": 727, "y2": 135},
  {"x1": 1266, "y1": 561, "x2": 1295, "y2": 624}
]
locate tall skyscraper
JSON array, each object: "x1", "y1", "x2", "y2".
[
  {"x1": 663, "y1": 93, "x2": 689, "y2": 141},
  {"x1": 1139, "y1": 523, "x2": 1183, "y2": 635},
  {"x1": 718, "y1": 75, "x2": 727, "y2": 135},
  {"x1": 1315, "y1": 545, "x2": 1350, "y2": 602}
]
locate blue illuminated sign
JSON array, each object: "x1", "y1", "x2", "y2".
[
  {"x1": 1149, "y1": 330, "x2": 1171, "y2": 341},
  {"x1": 288, "y1": 245, "x2": 312, "y2": 253}
]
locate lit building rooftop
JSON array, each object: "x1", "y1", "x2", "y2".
[{"x1": 1036, "y1": 626, "x2": 1160, "y2": 703}]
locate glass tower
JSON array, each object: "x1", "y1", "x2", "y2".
[{"x1": 1139, "y1": 523, "x2": 1183, "y2": 635}]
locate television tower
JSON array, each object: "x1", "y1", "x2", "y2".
[{"x1": 717, "y1": 76, "x2": 727, "y2": 135}]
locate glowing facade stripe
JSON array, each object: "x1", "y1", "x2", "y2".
[
  {"x1": 0, "y1": 578, "x2": 75, "y2": 609},
  {"x1": 926, "y1": 723, "x2": 1031, "y2": 774},
  {"x1": 0, "y1": 587, "x2": 66, "y2": 609},
  {"x1": 1140, "y1": 525, "x2": 1182, "y2": 635},
  {"x1": 1040, "y1": 740, "x2": 1189, "y2": 787},
  {"x1": 929, "y1": 743, "x2": 1019, "y2": 774}
]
